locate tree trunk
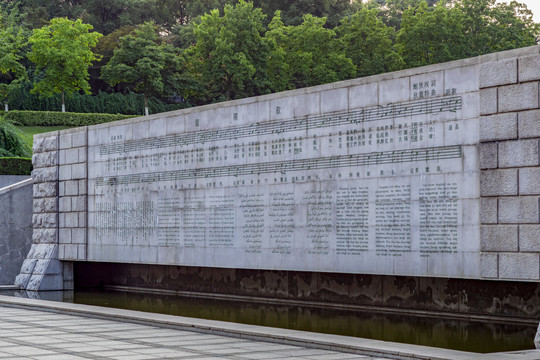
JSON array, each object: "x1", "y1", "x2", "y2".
[
  {"x1": 61, "y1": 91, "x2": 66, "y2": 113},
  {"x1": 144, "y1": 94, "x2": 149, "y2": 116},
  {"x1": 4, "y1": 102, "x2": 7, "y2": 112}
]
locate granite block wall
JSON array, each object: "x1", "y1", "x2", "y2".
[
  {"x1": 14, "y1": 133, "x2": 66, "y2": 290},
  {"x1": 16, "y1": 45, "x2": 540, "y2": 292},
  {"x1": 479, "y1": 49, "x2": 540, "y2": 280}
]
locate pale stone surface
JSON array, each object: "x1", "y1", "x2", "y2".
[
  {"x1": 479, "y1": 88, "x2": 497, "y2": 115},
  {"x1": 519, "y1": 225, "x2": 540, "y2": 252},
  {"x1": 498, "y1": 82, "x2": 539, "y2": 113},
  {"x1": 59, "y1": 228, "x2": 71, "y2": 244},
  {"x1": 479, "y1": 113, "x2": 517, "y2": 141},
  {"x1": 59, "y1": 133, "x2": 72, "y2": 149},
  {"x1": 32, "y1": 151, "x2": 57, "y2": 168},
  {"x1": 0, "y1": 180, "x2": 33, "y2": 285},
  {"x1": 479, "y1": 143, "x2": 497, "y2": 169},
  {"x1": 479, "y1": 59, "x2": 517, "y2": 88},
  {"x1": 480, "y1": 253, "x2": 498, "y2": 278},
  {"x1": 480, "y1": 198, "x2": 498, "y2": 224},
  {"x1": 84, "y1": 60, "x2": 481, "y2": 279},
  {"x1": 519, "y1": 167, "x2": 540, "y2": 195},
  {"x1": 32, "y1": 228, "x2": 57, "y2": 244},
  {"x1": 499, "y1": 253, "x2": 539, "y2": 280},
  {"x1": 480, "y1": 225, "x2": 518, "y2": 251},
  {"x1": 32, "y1": 135, "x2": 58, "y2": 153},
  {"x1": 498, "y1": 139, "x2": 540, "y2": 168},
  {"x1": 23, "y1": 46, "x2": 540, "y2": 288},
  {"x1": 64, "y1": 180, "x2": 79, "y2": 196},
  {"x1": 72, "y1": 129, "x2": 87, "y2": 147},
  {"x1": 519, "y1": 109, "x2": 540, "y2": 139},
  {"x1": 480, "y1": 169, "x2": 517, "y2": 196},
  {"x1": 31, "y1": 167, "x2": 57, "y2": 184},
  {"x1": 498, "y1": 197, "x2": 540, "y2": 224},
  {"x1": 519, "y1": 55, "x2": 540, "y2": 82}
]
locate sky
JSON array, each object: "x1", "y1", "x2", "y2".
[{"x1": 497, "y1": 0, "x2": 540, "y2": 23}]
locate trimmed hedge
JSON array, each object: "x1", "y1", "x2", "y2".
[
  {"x1": 0, "y1": 157, "x2": 32, "y2": 175},
  {"x1": 4, "y1": 110, "x2": 138, "y2": 127},
  {"x1": 7, "y1": 83, "x2": 190, "y2": 115}
]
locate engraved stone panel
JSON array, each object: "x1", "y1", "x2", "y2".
[{"x1": 86, "y1": 67, "x2": 481, "y2": 278}]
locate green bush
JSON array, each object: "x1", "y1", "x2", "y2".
[
  {"x1": 0, "y1": 119, "x2": 32, "y2": 157},
  {"x1": 0, "y1": 157, "x2": 32, "y2": 175},
  {"x1": 7, "y1": 82, "x2": 190, "y2": 115},
  {"x1": 4, "y1": 110, "x2": 138, "y2": 127}
]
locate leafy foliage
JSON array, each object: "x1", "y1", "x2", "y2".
[
  {"x1": 267, "y1": 12, "x2": 356, "y2": 90},
  {"x1": 4, "y1": 110, "x2": 136, "y2": 127},
  {"x1": 101, "y1": 22, "x2": 196, "y2": 114},
  {"x1": 0, "y1": 157, "x2": 32, "y2": 175},
  {"x1": 189, "y1": 1, "x2": 271, "y2": 102},
  {"x1": 396, "y1": 2, "x2": 466, "y2": 67},
  {"x1": 0, "y1": 118, "x2": 31, "y2": 157},
  {"x1": 27, "y1": 18, "x2": 103, "y2": 111},
  {"x1": 0, "y1": 7, "x2": 28, "y2": 111},
  {"x1": 0, "y1": 0, "x2": 538, "y2": 115},
  {"x1": 338, "y1": 8, "x2": 404, "y2": 76}
]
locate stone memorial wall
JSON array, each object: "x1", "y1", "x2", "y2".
[{"x1": 17, "y1": 46, "x2": 540, "y2": 291}]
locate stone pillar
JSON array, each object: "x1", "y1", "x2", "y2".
[
  {"x1": 57, "y1": 127, "x2": 88, "y2": 290},
  {"x1": 15, "y1": 132, "x2": 63, "y2": 290},
  {"x1": 479, "y1": 53, "x2": 540, "y2": 280}
]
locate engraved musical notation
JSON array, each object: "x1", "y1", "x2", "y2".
[
  {"x1": 95, "y1": 145, "x2": 462, "y2": 186},
  {"x1": 99, "y1": 96, "x2": 462, "y2": 156}
]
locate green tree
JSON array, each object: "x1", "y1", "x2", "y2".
[
  {"x1": 189, "y1": 0, "x2": 271, "y2": 102},
  {"x1": 101, "y1": 22, "x2": 196, "y2": 115},
  {"x1": 27, "y1": 17, "x2": 102, "y2": 112},
  {"x1": 253, "y1": 0, "x2": 354, "y2": 27},
  {"x1": 0, "y1": 7, "x2": 27, "y2": 112},
  {"x1": 266, "y1": 12, "x2": 356, "y2": 90},
  {"x1": 454, "y1": 0, "x2": 538, "y2": 57},
  {"x1": 396, "y1": 1, "x2": 466, "y2": 68},
  {"x1": 337, "y1": 8, "x2": 404, "y2": 77}
]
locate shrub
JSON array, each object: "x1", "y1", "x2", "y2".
[
  {"x1": 4, "y1": 110, "x2": 137, "y2": 127},
  {"x1": 0, "y1": 119, "x2": 32, "y2": 157},
  {"x1": 7, "y1": 82, "x2": 190, "y2": 115},
  {"x1": 0, "y1": 157, "x2": 32, "y2": 175}
]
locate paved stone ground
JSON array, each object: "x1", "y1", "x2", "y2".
[{"x1": 0, "y1": 306, "x2": 391, "y2": 360}]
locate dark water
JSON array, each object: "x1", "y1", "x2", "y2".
[{"x1": 67, "y1": 289, "x2": 536, "y2": 353}]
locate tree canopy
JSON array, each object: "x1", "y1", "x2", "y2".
[
  {"x1": 101, "y1": 22, "x2": 195, "y2": 114},
  {"x1": 27, "y1": 17, "x2": 102, "y2": 112},
  {"x1": 0, "y1": 0, "x2": 537, "y2": 113}
]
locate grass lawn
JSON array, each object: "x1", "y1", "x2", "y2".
[{"x1": 17, "y1": 126, "x2": 72, "y2": 148}]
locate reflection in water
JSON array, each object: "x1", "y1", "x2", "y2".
[{"x1": 69, "y1": 289, "x2": 535, "y2": 353}]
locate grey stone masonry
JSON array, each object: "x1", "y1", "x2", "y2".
[
  {"x1": 480, "y1": 47, "x2": 540, "y2": 281},
  {"x1": 57, "y1": 127, "x2": 88, "y2": 270},
  {"x1": 15, "y1": 132, "x2": 64, "y2": 291},
  {"x1": 16, "y1": 45, "x2": 540, "y2": 289}
]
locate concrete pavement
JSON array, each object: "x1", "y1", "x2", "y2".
[{"x1": 0, "y1": 295, "x2": 539, "y2": 360}]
